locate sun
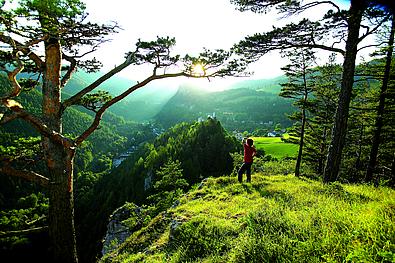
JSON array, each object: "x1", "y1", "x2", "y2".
[{"x1": 191, "y1": 63, "x2": 206, "y2": 76}]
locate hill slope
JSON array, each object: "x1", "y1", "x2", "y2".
[
  {"x1": 101, "y1": 174, "x2": 395, "y2": 263},
  {"x1": 155, "y1": 83, "x2": 293, "y2": 131},
  {"x1": 76, "y1": 119, "x2": 240, "y2": 262}
]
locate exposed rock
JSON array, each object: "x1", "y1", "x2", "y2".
[
  {"x1": 169, "y1": 216, "x2": 187, "y2": 241},
  {"x1": 101, "y1": 203, "x2": 144, "y2": 256},
  {"x1": 144, "y1": 170, "x2": 153, "y2": 191},
  {"x1": 197, "y1": 178, "x2": 208, "y2": 189}
]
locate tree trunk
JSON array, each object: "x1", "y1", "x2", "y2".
[
  {"x1": 42, "y1": 37, "x2": 78, "y2": 263},
  {"x1": 318, "y1": 125, "x2": 328, "y2": 175},
  {"x1": 323, "y1": 0, "x2": 365, "y2": 183},
  {"x1": 391, "y1": 152, "x2": 395, "y2": 186},
  {"x1": 47, "y1": 146, "x2": 77, "y2": 263},
  {"x1": 352, "y1": 123, "x2": 364, "y2": 182},
  {"x1": 295, "y1": 108, "x2": 306, "y2": 177},
  {"x1": 365, "y1": 15, "x2": 395, "y2": 182}
]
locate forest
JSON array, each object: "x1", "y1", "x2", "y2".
[{"x1": 0, "y1": 0, "x2": 394, "y2": 263}]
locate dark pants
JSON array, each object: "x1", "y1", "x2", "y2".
[{"x1": 238, "y1": 162, "x2": 252, "y2": 183}]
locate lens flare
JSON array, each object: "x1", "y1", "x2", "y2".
[{"x1": 192, "y1": 63, "x2": 206, "y2": 76}]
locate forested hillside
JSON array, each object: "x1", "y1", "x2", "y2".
[
  {"x1": 76, "y1": 118, "x2": 240, "y2": 262},
  {"x1": 155, "y1": 83, "x2": 293, "y2": 131},
  {"x1": 64, "y1": 71, "x2": 293, "y2": 130}
]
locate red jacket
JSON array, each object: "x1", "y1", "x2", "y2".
[{"x1": 243, "y1": 143, "x2": 256, "y2": 163}]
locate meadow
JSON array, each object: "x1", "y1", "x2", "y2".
[{"x1": 251, "y1": 136, "x2": 298, "y2": 159}]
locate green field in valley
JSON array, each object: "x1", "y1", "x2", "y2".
[{"x1": 251, "y1": 136, "x2": 298, "y2": 159}]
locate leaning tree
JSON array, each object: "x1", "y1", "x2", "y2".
[
  {"x1": 0, "y1": 0, "x2": 247, "y2": 262},
  {"x1": 231, "y1": 0, "x2": 393, "y2": 182}
]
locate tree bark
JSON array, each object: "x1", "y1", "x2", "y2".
[
  {"x1": 318, "y1": 126, "x2": 328, "y2": 175},
  {"x1": 391, "y1": 152, "x2": 395, "y2": 186},
  {"x1": 365, "y1": 15, "x2": 395, "y2": 182},
  {"x1": 294, "y1": 58, "x2": 309, "y2": 177},
  {"x1": 42, "y1": 37, "x2": 78, "y2": 263},
  {"x1": 323, "y1": 0, "x2": 365, "y2": 183},
  {"x1": 295, "y1": 107, "x2": 306, "y2": 177}
]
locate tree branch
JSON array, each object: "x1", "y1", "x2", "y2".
[
  {"x1": 6, "y1": 51, "x2": 24, "y2": 98},
  {"x1": 0, "y1": 33, "x2": 45, "y2": 69},
  {"x1": 357, "y1": 42, "x2": 387, "y2": 52},
  {"x1": 0, "y1": 164, "x2": 49, "y2": 187},
  {"x1": 61, "y1": 53, "x2": 77, "y2": 87},
  {"x1": 350, "y1": 106, "x2": 379, "y2": 111},
  {"x1": 358, "y1": 15, "x2": 391, "y2": 43},
  {"x1": 235, "y1": 20, "x2": 346, "y2": 61},
  {"x1": 62, "y1": 54, "x2": 134, "y2": 110},
  {"x1": 0, "y1": 107, "x2": 74, "y2": 149},
  {"x1": 289, "y1": 1, "x2": 341, "y2": 15},
  {"x1": 26, "y1": 215, "x2": 46, "y2": 226},
  {"x1": 232, "y1": 0, "x2": 340, "y2": 14},
  {"x1": 0, "y1": 226, "x2": 48, "y2": 238}
]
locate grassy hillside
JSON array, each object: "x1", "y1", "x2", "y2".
[
  {"x1": 101, "y1": 174, "x2": 395, "y2": 263},
  {"x1": 252, "y1": 136, "x2": 298, "y2": 159}
]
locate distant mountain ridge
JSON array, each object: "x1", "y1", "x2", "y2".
[
  {"x1": 64, "y1": 71, "x2": 290, "y2": 127},
  {"x1": 228, "y1": 75, "x2": 286, "y2": 94},
  {"x1": 154, "y1": 78, "x2": 293, "y2": 131}
]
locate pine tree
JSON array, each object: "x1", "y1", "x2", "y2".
[
  {"x1": 279, "y1": 48, "x2": 316, "y2": 177},
  {"x1": 366, "y1": 15, "x2": 395, "y2": 182},
  {"x1": 303, "y1": 54, "x2": 341, "y2": 175}
]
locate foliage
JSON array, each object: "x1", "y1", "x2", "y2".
[
  {"x1": 78, "y1": 90, "x2": 113, "y2": 112},
  {"x1": 302, "y1": 54, "x2": 341, "y2": 175},
  {"x1": 146, "y1": 159, "x2": 189, "y2": 216},
  {"x1": 0, "y1": 192, "x2": 49, "y2": 260},
  {"x1": 0, "y1": 136, "x2": 41, "y2": 161},
  {"x1": 100, "y1": 174, "x2": 395, "y2": 263}
]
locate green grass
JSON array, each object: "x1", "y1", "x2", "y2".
[
  {"x1": 101, "y1": 174, "x2": 395, "y2": 263},
  {"x1": 252, "y1": 136, "x2": 298, "y2": 159}
]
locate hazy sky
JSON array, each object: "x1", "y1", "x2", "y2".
[{"x1": 82, "y1": 0, "x2": 352, "y2": 89}]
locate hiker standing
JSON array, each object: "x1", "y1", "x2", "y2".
[{"x1": 238, "y1": 137, "x2": 257, "y2": 183}]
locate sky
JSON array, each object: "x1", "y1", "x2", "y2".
[
  {"x1": 81, "y1": 0, "x2": 353, "y2": 90},
  {"x1": 83, "y1": 0, "x2": 285, "y2": 78},
  {"x1": 4, "y1": 0, "x2": 365, "y2": 91}
]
